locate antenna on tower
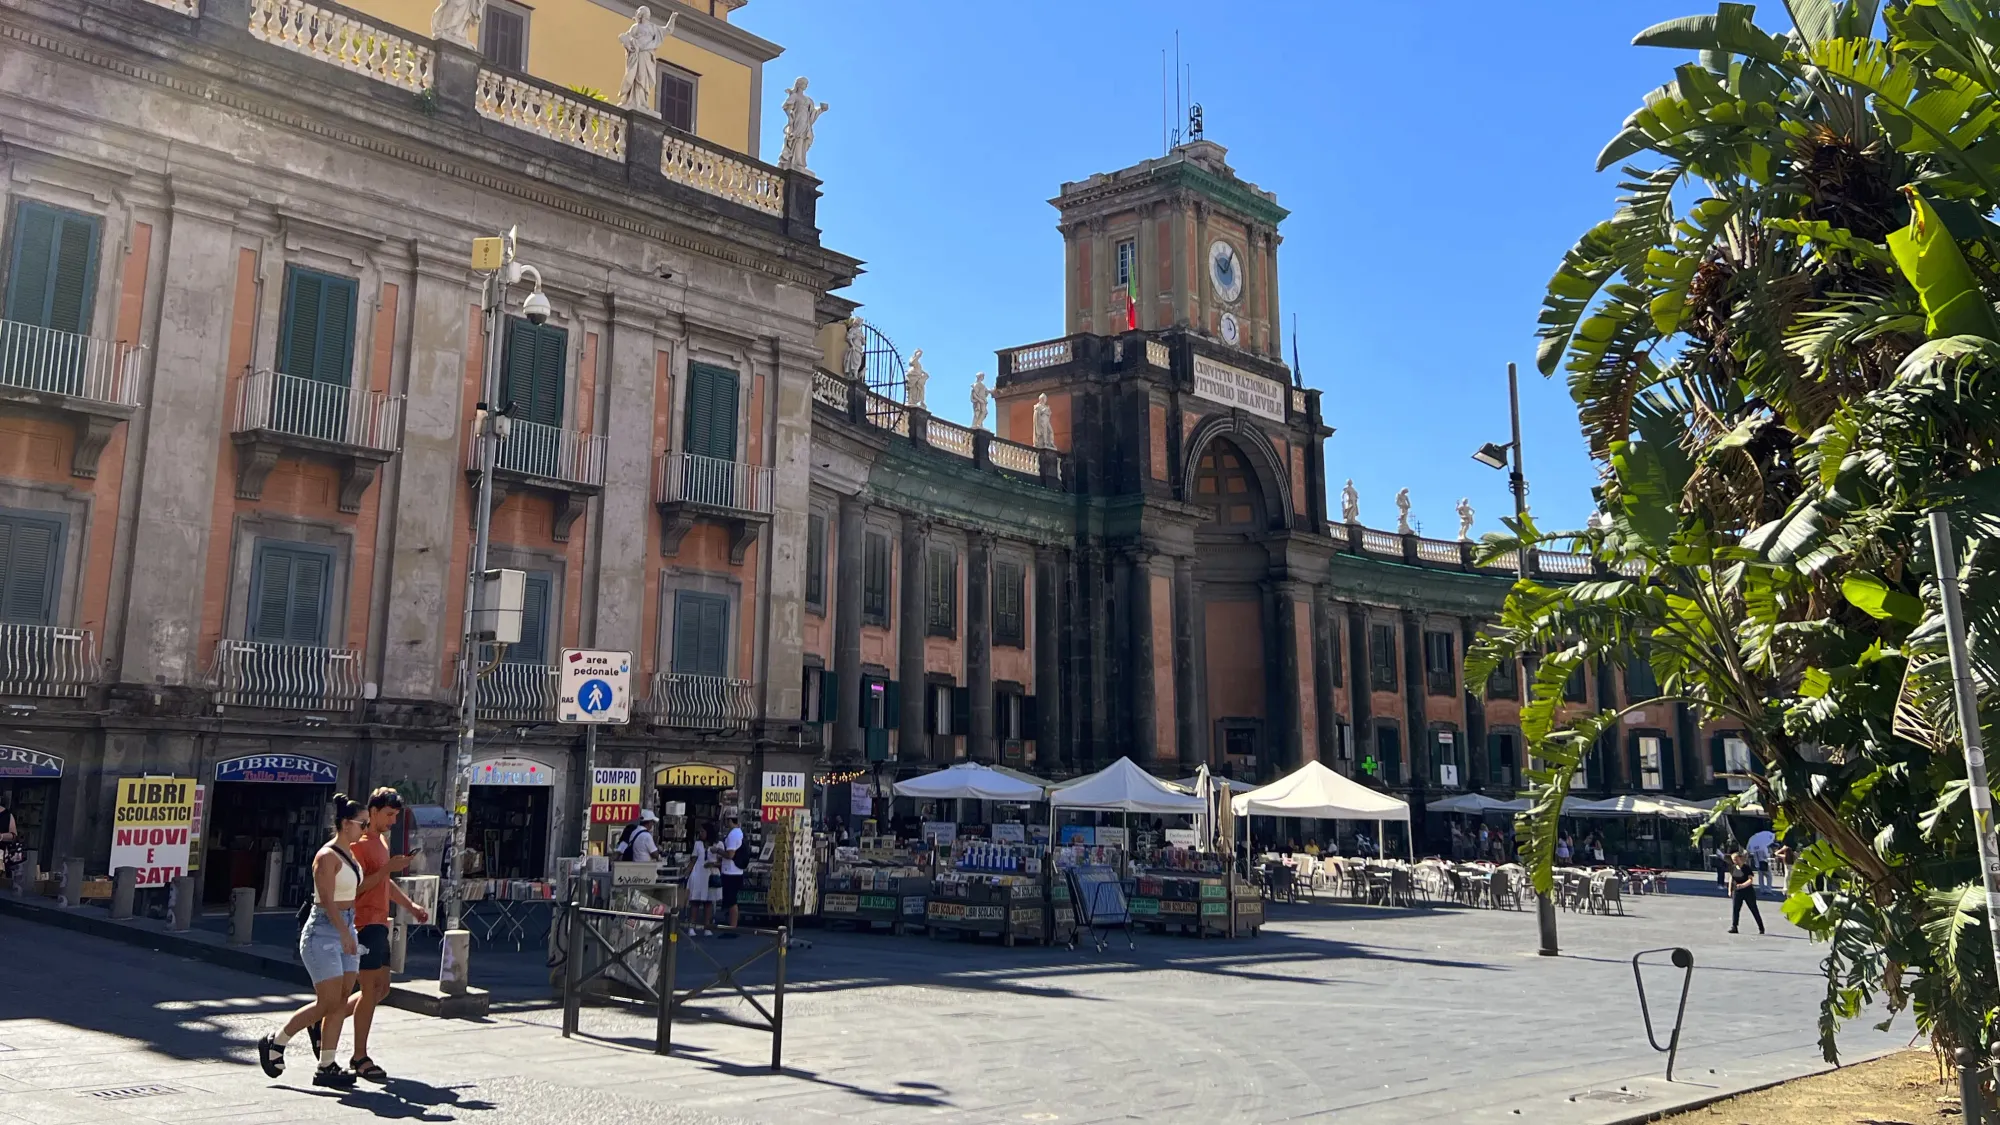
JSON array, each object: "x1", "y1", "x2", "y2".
[
  {"x1": 1161, "y1": 49, "x2": 1169, "y2": 154},
  {"x1": 1291, "y1": 314, "x2": 1304, "y2": 389},
  {"x1": 1170, "y1": 32, "x2": 1183, "y2": 147},
  {"x1": 1189, "y1": 103, "x2": 1204, "y2": 142}
]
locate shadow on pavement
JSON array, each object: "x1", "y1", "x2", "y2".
[{"x1": 295, "y1": 1076, "x2": 499, "y2": 1120}]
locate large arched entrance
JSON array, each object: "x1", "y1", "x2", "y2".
[{"x1": 1184, "y1": 430, "x2": 1289, "y2": 781}]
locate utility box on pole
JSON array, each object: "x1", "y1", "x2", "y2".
[{"x1": 472, "y1": 568, "x2": 525, "y2": 645}]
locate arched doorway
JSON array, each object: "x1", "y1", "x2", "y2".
[{"x1": 1185, "y1": 432, "x2": 1287, "y2": 781}]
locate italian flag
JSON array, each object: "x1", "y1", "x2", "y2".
[{"x1": 1125, "y1": 272, "x2": 1138, "y2": 331}]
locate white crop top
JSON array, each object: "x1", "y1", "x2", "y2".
[{"x1": 316, "y1": 846, "x2": 360, "y2": 904}]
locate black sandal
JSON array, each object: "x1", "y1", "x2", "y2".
[
  {"x1": 312, "y1": 1062, "x2": 356, "y2": 1089},
  {"x1": 350, "y1": 1056, "x2": 389, "y2": 1083},
  {"x1": 256, "y1": 1034, "x2": 285, "y2": 1078}
]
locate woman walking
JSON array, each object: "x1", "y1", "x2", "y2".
[
  {"x1": 685, "y1": 822, "x2": 719, "y2": 936},
  {"x1": 258, "y1": 793, "x2": 367, "y2": 1087},
  {"x1": 1728, "y1": 849, "x2": 1765, "y2": 935}
]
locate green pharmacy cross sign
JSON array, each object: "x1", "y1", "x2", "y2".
[{"x1": 1361, "y1": 756, "x2": 1378, "y2": 776}]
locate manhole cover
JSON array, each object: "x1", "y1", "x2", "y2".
[
  {"x1": 82, "y1": 1085, "x2": 177, "y2": 1101},
  {"x1": 1576, "y1": 1090, "x2": 1649, "y2": 1104}
]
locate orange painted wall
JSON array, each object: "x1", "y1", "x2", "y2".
[
  {"x1": 1292, "y1": 598, "x2": 1317, "y2": 753},
  {"x1": 1203, "y1": 600, "x2": 1265, "y2": 720},
  {"x1": 1151, "y1": 573, "x2": 1175, "y2": 758},
  {"x1": 1290, "y1": 445, "x2": 1307, "y2": 516},
  {"x1": 1075, "y1": 239, "x2": 1092, "y2": 331},
  {"x1": 999, "y1": 390, "x2": 1071, "y2": 454}
]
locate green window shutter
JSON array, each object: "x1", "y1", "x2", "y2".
[
  {"x1": 951, "y1": 685, "x2": 970, "y2": 736},
  {"x1": 7, "y1": 202, "x2": 99, "y2": 335},
  {"x1": 316, "y1": 274, "x2": 358, "y2": 386},
  {"x1": 501, "y1": 319, "x2": 567, "y2": 427},
  {"x1": 821, "y1": 669, "x2": 838, "y2": 723},
  {"x1": 884, "y1": 679, "x2": 901, "y2": 726},
  {"x1": 0, "y1": 511, "x2": 65, "y2": 625},
  {"x1": 1626, "y1": 733, "x2": 1641, "y2": 788},
  {"x1": 249, "y1": 542, "x2": 333, "y2": 645},
  {"x1": 1020, "y1": 694, "x2": 1038, "y2": 742},
  {"x1": 806, "y1": 514, "x2": 825, "y2": 606},
  {"x1": 502, "y1": 317, "x2": 537, "y2": 418},
  {"x1": 1709, "y1": 734, "x2": 1726, "y2": 778},
  {"x1": 1486, "y1": 733, "x2": 1503, "y2": 780},
  {"x1": 280, "y1": 269, "x2": 323, "y2": 379},
  {"x1": 503, "y1": 571, "x2": 552, "y2": 665},
  {"x1": 671, "y1": 591, "x2": 728, "y2": 677},
  {"x1": 685, "y1": 363, "x2": 739, "y2": 462}
]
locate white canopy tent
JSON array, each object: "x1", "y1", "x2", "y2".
[
  {"x1": 1563, "y1": 794, "x2": 1707, "y2": 819},
  {"x1": 1050, "y1": 757, "x2": 1205, "y2": 813},
  {"x1": 1231, "y1": 760, "x2": 1413, "y2": 861},
  {"x1": 1427, "y1": 792, "x2": 1530, "y2": 815},
  {"x1": 892, "y1": 762, "x2": 1048, "y2": 803}
]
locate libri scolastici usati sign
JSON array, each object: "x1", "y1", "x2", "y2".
[{"x1": 1190, "y1": 355, "x2": 1287, "y2": 423}]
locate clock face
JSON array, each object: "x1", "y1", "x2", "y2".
[
  {"x1": 1208, "y1": 240, "x2": 1245, "y2": 304},
  {"x1": 1220, "y1": 313, "x2": 1241, "y2": 346}
]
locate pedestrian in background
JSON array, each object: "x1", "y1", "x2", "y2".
[
  {"x1": 718, "y1": 814, "x2": 745, "y2": 935},
  {"x1": 1728, "y1": 849, "x2": 1765, "y2": 935},
  {"x1": 259, "y1": 793, "x2": 367, "y2": 1087},
  {"x1": 343, "y1": 788, "x2": 429, "y2": 1082},
  {"x1": 685, "y1": 821, "x2": 719, "y2": 936}
]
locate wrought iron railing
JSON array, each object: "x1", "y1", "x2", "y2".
[
  {"x1": 474, "y1": 417, "x2": 607, "y2": 486},
  {"x1": 927, "y1": 417, "x2": 974, "y2": 459},
  {"x1": 0, "y1": 624, "x2": 97, "y2": 698},
  {"x1": 463, "y1": 660, "x2": 558, "y2": 722},
  {"x1": 248, "y1": 0, "x2": 434, "y2": 93},
  {"x1": 639, "y1": 672, "x2": 756, "y2": 728},
  {"x1": 863, "y1": 391, "x2": 907, "y2": 435},
  {"x1": 659, "y1": 135, "x2": 784, "y2": 217},
  {"x1": 236, "y1": 368, "x2": 402, "y2": 451},
  {"x1": 475, "y1": 70, "x2": 626, "y2": 160},
  {"x1": 988, "y1": 438, "x2": 1040, "y2": 475},
  {"x1": 211, "y1": 639, "x2": 361, "y2": 710},
  {"x1": 655, "y1": 451, "x2": 773, "y2": 514},
  {"x1": 1009, "y1": 339, "x2": 1072, "y2": 372},
  {"x1": 0, "y1": 320, "x2": 143, "y2": 405}
]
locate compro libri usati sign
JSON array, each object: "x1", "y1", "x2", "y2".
[
  {"x1": 559, "y1": 648, "x2": 632, "y2": 724},
  {"x1": 1191, "y1": 355, "x2": 1287, "y2": 423},
  {"x1": 110, "y1": 776, "x2": 195, "y2": 887}
]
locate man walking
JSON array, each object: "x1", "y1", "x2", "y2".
[
  {"x1": 1727, "y1": 849, "x2": 1765, "y2": 935},
  {"x1": 718, "y1": 813, "x2": 745, "y2": 935},
  {"x1": 341, "y1": 787, "x2": 428, "y2": 1081}
]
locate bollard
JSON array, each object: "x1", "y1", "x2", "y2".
[
  {"x1": 21, "y1": 849, "x2": 38, "y2": 892},
  {"x1": 109, "y1": 866, "x2": 137, "y2": 919},
  {"x1": 228, "y1": 886, "x2": 256, "y2": 945},
  {"x1": 61, "y1": 858, "x2": 85, "y2": 907},
  {"x1": 439, "y1": 928, "x2": 471, "y2": 995},
  {"x1": 168, "y1": 874, "x2": 197, "y2": 932},
  {"x1": 1960, "y1": 1048, "x2": 1984, "y2": 1125}
]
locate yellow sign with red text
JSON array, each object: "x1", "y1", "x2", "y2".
[{"x1": 590, "y1": 767, "x2": 642, "y2": 824}]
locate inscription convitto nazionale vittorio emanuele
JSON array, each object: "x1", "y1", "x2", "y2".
[{"x1": 1191, "y1": 356, "x2": 1286, "y2": 423}]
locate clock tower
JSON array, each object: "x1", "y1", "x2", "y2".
[{"x1": 1052, "y1": 139, "x2": 1288, "y2": 361}]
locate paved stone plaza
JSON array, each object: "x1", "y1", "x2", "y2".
[{"x1": 0, "y1": 882, "x2": 1904, "y2": 1125}]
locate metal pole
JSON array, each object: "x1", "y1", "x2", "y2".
[
  {"x1": 1508, "y1": 361, "x2": 1560, "y2": 958},
  {"x1": 580, "y1": 724, "x2": 598, "y2": 860},
  {"x1": 442, "y1": 263, "x2": 506, "y2": 988},
  {"x1": 1959, "y1": 1047, "x2": 1984, "y2": 1125},
  {"x1": 772, "y1": 925, "x2": 788, "y2": 1072},
  {"x1": 1930, "y1": 511, "x2": 2000, "y2": 994}
]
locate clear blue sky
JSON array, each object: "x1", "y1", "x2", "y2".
[{"x1": 740, "y1": 0, "x2": 1700, "y2": 536}]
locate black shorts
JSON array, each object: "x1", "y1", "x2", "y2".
[
  {"x1": 356, "y1": 924, "x2": 391, "y2": 971},
  {"x1": 719, "y1": 873, "x2": 745, "y2": 909}
]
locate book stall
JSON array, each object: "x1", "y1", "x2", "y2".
[
  {"x1": 736, "y1": 809, "x2": 820, "y2": 922},
  {"x1": 1232, "y1": 760, "x2": 1409, "y2": 929},
  {"x1": 821, "y1": 835, "x2": 933, "y2": 933}
]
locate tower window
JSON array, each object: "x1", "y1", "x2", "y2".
[{"x1": 1115, "y1": 240, "x2": 1136, "y2": 291}]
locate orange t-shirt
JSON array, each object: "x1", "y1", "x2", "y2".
[{"x1": 352, "y1": 833, "x2": 391, "y2": 927}]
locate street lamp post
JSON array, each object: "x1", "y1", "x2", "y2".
[
  {"x1": 440, "y1": 231, "x2": 545, "y2": 995},
  {"x1": 1474, "y1": 361, "x2": 1559, "y2": 958}
]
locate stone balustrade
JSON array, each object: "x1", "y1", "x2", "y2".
[
  {"x1": 660, "y1": 135, "x2": 784, "y2": 216},
  {"x1": 249, "y1": 0, "x2": 434, "y2": 93},
  {"x1": 475, "y1": 70, "x2": 627, "y2": 160}
]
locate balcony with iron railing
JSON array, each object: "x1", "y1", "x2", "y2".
[
  {"x1": 233, "y1": 368, "x2": 402, "y2": 512},
  {"x1": 655, "y1": 451, "x2": 773, "y2": 563},
  {"x1": 638, "y1": 672, "x2": 757, "y2": 729},
  {"x1": 457, "y1": 659, "x2": 558, "y2": 723},
  {"x1": 467, "y1": 416, "x2": 607, "y2": 542},
  {"x1": 0, "y1": 624, "x2": 99, "y2": 698},
  {"x1": 211, "y1": 639, "x2": 362, "y2": 711},
  {"x1": 0, "y1": 319, "x2": 143, "y2": 478}
]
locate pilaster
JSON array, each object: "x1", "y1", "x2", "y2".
[
  {"x1": 898, "y1": 512, "x2": 929, "y2": 763},
  {"x1": 965, "y1": 533, "x2": 994, "y2": 763},
  {"x1": 833, "y1": 493, "x2": 865, "y2": 758}
]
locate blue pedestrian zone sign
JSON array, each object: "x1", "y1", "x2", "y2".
[{"x1": 559, "y1": 649, "x2": 632, "y2": 725}]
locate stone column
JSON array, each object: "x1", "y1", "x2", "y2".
[
  {"x1": 1345, "y1": 603, "x2": 1373, "y2": 769},
  {"x1": 1034, "y1": 547, "x2": 1065, "y2": 768},
  {"x1": 833, "y1": 493, "x2": 865, "y2": 758},
  {"x1": 759, "y1": 339, "x2": 820, "y2": 723},
  {"x1": 1265, "y1": 231, "x2": 1284, "y2": 363},
  {"x1": 1193, "y1": 202, "x2": 1211, "y2": 331},
  {"x1": 1173, "y1": 556, "x2": 1201, "y2": 772},
  {"x1": 1402, "y1": 609, "x2": 1429, "y2": 827},
  {"x1": 591, "y1": 296, "x2": 660, "y2": 656},
  {"x1": 1126, "y1": 549, "x2": 1156, "y2": 766},
  {"x1": 118, "y1": 179, "x2": 240, "y2": 686},
  {"x1": 381, "y1": 244, "x2": 473, "y2": 700},
  {"x1": 1088, "y1": 218, "x2": 1111, "y2": 336},
  {"x1": 898, "y1": 513, "x2": 929, "y2": 763},
  {"x1": 1313, "y1": 595, "x2": 1337, "y2": 765},
  {"x1": 1273, "y1": 582, "x2": 1312, "y2": 774},
  {"x1": 1136, "y1": 202, "x2": 1157, "y2": 332},
  {"x1": 966, "y1": 533, "x2": 994, "y2": 763},
  {"x1": 1168, "y1": 195, "x2": 1190, "y2": 328}
]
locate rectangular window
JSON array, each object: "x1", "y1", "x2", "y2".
[
  {"x1": 926, "y1": 549, "x2": 956, "y2": 637},
  {"x1": 996, "y1": 691, "x2": 1021, "y2": 741},
  {"x1": 862, "y1": 532, "x2": 890, "y2": 626},
  {"x1": 802, "y1": 663, "x2": 824, "y2": 723},
  {"x1": 1423, "y1": 631, "x2": 1456, "y2": 696},
  {"x1": 1369, "y1": 623, "x2": 1397, "y2": 691},
  {"x1": 248, "y1": 541, "x2": 334, "y2": 646},
  {"x1": 805, "y1": 513, "x2": 826, "y2": 614},
  {"x1": 0, "y1": 508, "x2": 67, "y2": 626},
  {"x1": 277, "y1": 267, "x2": 358, "y2": 386},
  {"x1": 659, "y1": 63, "x2": 697, "y2": 132},
  {"x1": 1626, "y1": 651, "x2": 1659, "y2": 701},
  {"x1": 1115, "y1": 239, "x2": 1136, "y2": 292},
  {"x1": 683, "y1": 362, "x2": 740, "y2": 463},
  {"x1": 482, "y1": 1, "x2": 528, "y2": 70},
  {"x1": 992, "y1": 559, "x2": 1025, "y2": 647},
  {"x1": 929, "y1": 683, "x2": 953, "y2": 736},
  {"x1": 1563, "y1": 662, "x2": 1587, "y2": 703},
  {"x1": 671, "y1": 590, "x2": 729, "y2": 678},
  {"x1": 1723, "y1": 736, "x2": 1753, "y2": 792},
  {"x1": 500, "y1": 317, "x2": 567, "y2": 427},
  {"x1": 1487, "y1": 656, "x2": 1519, "y2": 699},
  {"x1": 1373, "y1": 724, "x2": 1401, "y2": 786},
  {"x1": 1638, "y1": 735, "x2": 1664, "y2": 791},
  {"x1": 5, "y1": 201, "x2": 99, "y2": 336}
]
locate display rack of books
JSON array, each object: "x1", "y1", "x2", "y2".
[
  {"x1": 736, "y1": 813, "x2": 820, "y2": 921},
  {"x1": 820, "y1": 837, "x2": 932, "y2": 933},
  {"x1": 1126, "y1": 849, "x2": 1261, "y2": 937},
  {"x1": 924, "y1": 840, "x2": 1056, "y2": 944},
  {"x1": 455, "y1": 877, "x2": 560, "y2": 950}
]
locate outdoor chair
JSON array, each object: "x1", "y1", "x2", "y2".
[
  {"x1": 1596, "y1": 873, "x2": 1625, "y2": 916},
  {"x1": 1265, "y1": 863, "x2": 1298, "y2": 904},
  {"x1": 1487, "y1": 868, "x2": 1513, "y2": 910}
]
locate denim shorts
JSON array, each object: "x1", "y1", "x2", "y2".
[{"x1": 299, "y1": 906, "x2": 360, "y2": 983}]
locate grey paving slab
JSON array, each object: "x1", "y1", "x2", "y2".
[{"x1": 0, "y1": 878, "x2": 1904, "y2": 1124}]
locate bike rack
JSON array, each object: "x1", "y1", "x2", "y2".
[{"x1": 1632, "y1": 946, "x2": 1694, "y2": 1081}]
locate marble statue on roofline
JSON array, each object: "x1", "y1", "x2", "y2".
[
  {"x1": 432, "y1": 0, "x2": 478, "y2": 46},
  {"x1": 1395, "y1": 488, "x2": 1412, "y2": 534},
  {"x1": 1341, "y1": 479, "x2": 1359, "y2": 524},
  {"x1": 618, "y1": 7, "x2": 679, "y2": 116},
  {"x1": 842, "y1": 317, "x2": 867, "y2": 380},
  {"x1": 903, "y1": 349, "x2": 928, "y2": 409},
  {"x1": 780, "y1": 78, "x2": 829, "y2": 173},
  {"x1": 1457, "y1": 498, "x2": 1475, "y2": 541},
  {"x1": 971, "y1": 372, "x2": 990, "y2": 430},
  {"x1": 1033, "y1": 393, "x2": 1055, "y2": 449}
]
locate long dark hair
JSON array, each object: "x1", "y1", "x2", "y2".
[
  {"x1": 332, "y1": 792, "x2": 363, "y2": 825},
  {"x1": 699, "y1": 821, "x2": 717, "y2": 847}
]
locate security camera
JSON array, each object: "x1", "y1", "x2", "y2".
[{"x1": 521, "y1": 288, "x2": 551, "y2": 325}]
